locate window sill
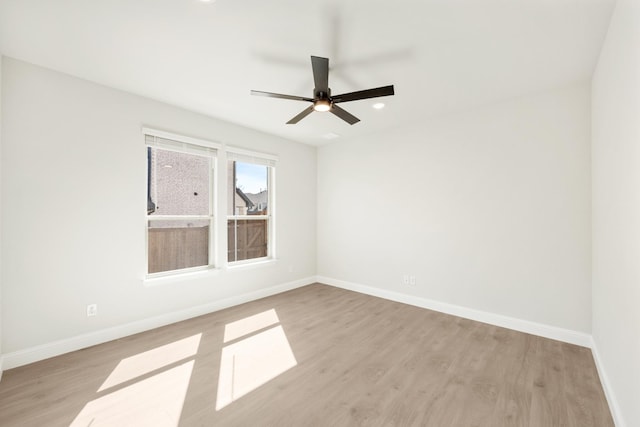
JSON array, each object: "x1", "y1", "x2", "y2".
[
  {"x1": 226, "y1": 258, "x2": 278, "y2": 271},
  {"x1": 143, "y1": 267, "x2": 220, "y2": 287}
]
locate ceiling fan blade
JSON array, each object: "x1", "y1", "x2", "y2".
[
  {"x1": 311, "y1": 56, "x2": 329, "y2": 93},
  {"x1": 330, "y1": 104, "x2": 360, "y2": 125},
  {"x1": 331, "y1": 85, "x2": 395, "y2": 103},
  {"x1": 251, "y1": 90, "x2": 314, "y2": 102},
  {"x1": 286, "y1": 105, "x2": 315, "y2": 124}
]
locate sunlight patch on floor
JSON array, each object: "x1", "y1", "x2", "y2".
[
  {"x1": 99, "y1": 334, "x2": 202, "y2": 392},
  {"x1": 70, "y1": 334, "x2": 202, "y2": 426},
  {"x1": 216, "y1": 315, "x2": 297, "y2": 410},
  {"x1": 70, "y1": 360, "x2": 194, "y2": 427},
  {"x1": 223, "y1": 308, "x2": 280, "y2": 343}
]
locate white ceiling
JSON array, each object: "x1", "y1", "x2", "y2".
[{"x1": 0, "y1": 0, "x2": 615, "y2": 146}]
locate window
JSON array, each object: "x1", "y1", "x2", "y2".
[
  {"x1": 144, "y1": 129, "x2": 219, "y2": 276},
  {"x1": 227, "y1": 148, "x2": 277, "y2": 264}
]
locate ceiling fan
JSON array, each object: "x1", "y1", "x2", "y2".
[{"x1": 251, "y1": 55, "x2": 395, "y2": 125}]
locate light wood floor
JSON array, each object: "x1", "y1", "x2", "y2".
[{"x1": 0, "y1": 284, "x2": 614, "y2": 426}]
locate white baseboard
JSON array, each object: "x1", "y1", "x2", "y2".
[
  {"x1": 317, "y1": 276, "x2": 592, "y2": 347},
  {"x1": 590, "y1": 337, "x2": 626, "y2": 427},
  {"x1": 2, "y1": 276, "x2": 315, "y2": 371}
]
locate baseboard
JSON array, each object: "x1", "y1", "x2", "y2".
[
  {"x1": 317, "y1": 276, "x2": 592, "y2": 347},
  {"x1": 2, "y1": 276, "x2": 315, "y2": 371},
  {"x1": 590, "y1": 337, "x2": 626, "y2": 427}
]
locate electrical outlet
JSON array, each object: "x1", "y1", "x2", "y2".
[
  {"x1": 410, "y1": 275, "x2": 416, "y2": 285},
  {"x1": 402, "y1": 274, "x2": 410, "y2": 285},
  {"x1": 87, "y1": 304, "x2": 98, "y2": 317}
]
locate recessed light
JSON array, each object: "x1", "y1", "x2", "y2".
[
  {"x1": 322, "y1": 132, "x2": 341, "y2": 140},
  {"x1": 163, "y1": 164, "x2": 173, "y2": 168},
  {"x1": 373, "y1": 103, "x2": 385, "y2": 110}
]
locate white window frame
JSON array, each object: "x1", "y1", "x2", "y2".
[
  {"x1": 143, "y1": 127, "x2": 221, "y2": 278},
  {"x1": 226, "y1": 146, "x2": 278, "y2": 266}
]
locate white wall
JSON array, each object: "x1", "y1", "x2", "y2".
[
  {"x1": 0, "y1": 58, "x2": 316, "y2": 357},
  {"x1": 0, "y1": 54, "x2": 3, "y2": 377},
  {"x1": 318, "y1": 83, "x2": 592, "y2": 333},
  {"x1": 592, "y1": 1, "x2": 640, "y2": 426}
]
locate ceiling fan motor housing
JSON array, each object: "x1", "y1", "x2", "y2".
[{"x1": 315, "y1": 88, "x2": 331, "y2": 100}]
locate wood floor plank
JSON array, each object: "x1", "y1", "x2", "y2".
[{"x1": 0, "y1": 284, "x2": 615, "y2": 426}]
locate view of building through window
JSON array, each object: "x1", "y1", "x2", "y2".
[
  {"x1": 228, "y1": 161, "x2": 270, "y2": 263},
  {"x1": 145, "y1": 136, "x2": 274, "y2": 275},
  {"x1": 147, "y1": 147, "x2": 213, "y2": 274}
]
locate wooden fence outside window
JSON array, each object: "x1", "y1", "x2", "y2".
[{"x1": 148, "y1": 220, "x2": 267, "y2": 273}]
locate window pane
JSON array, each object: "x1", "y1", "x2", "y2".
[
  {"x1": 148, "y1": 219, "x2": 209, "y2": 273},
  {"x1": 227, "y1": 161, "x2": 268, "y2": 216},
  {"x1": 228, "y1": 219, "x2": 268, "y2": 262},
  {"x1": 148, "y1": 148, "x2": 210, "y2": 216}
]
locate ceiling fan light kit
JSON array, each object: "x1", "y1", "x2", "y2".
[
  {"x1": 251, "y1": 55, "x2": 394, "y2": 125},
  {"x1": 313, "y1": 98, "x2": 332, "y2": 112}
]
